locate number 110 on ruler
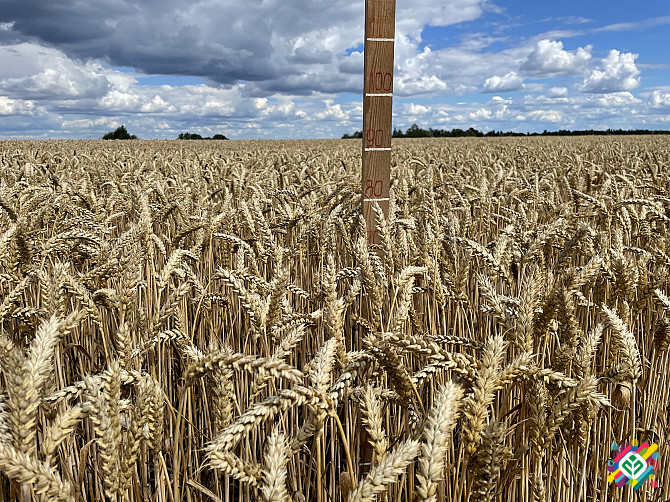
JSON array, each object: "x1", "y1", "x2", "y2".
[{"x1": 362, "y1": 0, "x2": 396, "y2": 244}]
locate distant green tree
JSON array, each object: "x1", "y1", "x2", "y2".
[
  {"x1": 178, "y1": 132, "x2": 229, "y2": 140},
  {"x1": 102, "y1": 125, "x2": 137, "y2": 140},
  {"x1": 342, "y1": 131, "x2": 363, "y2": 139},
  {"x1": 404, "y1": 124, "x2": 431, "y2": 137},
  {"x1": 178, "y1": 132, "x2": 203, "y2": 140}
]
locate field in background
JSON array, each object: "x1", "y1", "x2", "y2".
[{"x1": 0, "y1": 137, "x2": 669, "y2": 501}]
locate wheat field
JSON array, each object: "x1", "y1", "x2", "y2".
[{"x1": 0, "y1": 136, "x2": 668, "y2": 501}]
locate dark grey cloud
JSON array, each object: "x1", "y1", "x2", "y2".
[
  {"x1": 338, "y1": 52, "x2": 363, "y2": 74},
  {"x1": 0, "y1": 0, "x2": 492, "y2": 96},
  {"x1": 0, "y1": 0, "x2": 361, "y2": 92},
  {"x1": 0, "y1": 0, "x2": 135, "y2": 43},
  {"x1": 289, "y1": 47, "x2": 333, "y2": 65}
]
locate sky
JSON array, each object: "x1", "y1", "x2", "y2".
[{"x1": 0, "y1": 0, "x2": 669, "y2": 139}]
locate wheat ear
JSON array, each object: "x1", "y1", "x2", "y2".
[
  {"x1": 470, "y1": 420, "x2": 508, "y2": 502},
  {"x1": 7, "y1": 315, "x2": 64, "y2": 455},
  {"x1": 208, "y1": 386, "x2": 320, "y2": 453},
  {"x1": 84, "y1": 365, "x2": 122, "y2": 501},
  {"x1": 347, "y1": 439, "x2": 421, "y2": 502},
  {"x1": 416, "y1": 382, "x2": 463, "y2": 502},
  {"x1": 0, "y1": 394, "x2": 10, "y2": 445},
  {"x1": 208, "y1": 450, "x2": 262, "y2": 487},
  {"x1": 0, "y1": 443, "x2": 75, "y2": 501},
  {"x1": 42, "y1": 404, "x2": 87, "y2": 465},
  {"x1": 261, "y1": 428, "x2": 291, "y2": 502},
  {"x1": 462, "y1": 336, "x2": 505, "y2": 455},
  {"x1": 185, "y1": 351, "x2": 304, "y2": 383},
  {"x1": 540, "y1": 376, "x2": 609, "y2": 443},
  {"x1": 600, "y1": 304, "x2": 642, "y2": 382},
  {"x1": 324, "y1": 254, "x2": 348, "y2": 364},
  {"x1": 361, "y1": 386, "x2": 389, "y2": 462}
]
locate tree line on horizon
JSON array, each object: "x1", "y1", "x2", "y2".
[
  {"x1": 101, "y1": 126, "x2": 229, "y2": 140},
  {"x1": 342, "y1": 123, "x2": 670, "y2": 139},
  {"x1": 100, "y1": 124, "x2": 670, "y2": 141},
  {"x1": 177, "y1": 132, "x2": 228, "y2": 140}
]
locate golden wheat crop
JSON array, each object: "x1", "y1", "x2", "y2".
[{"x1": 0, "y1": 136, "x2": 668, "y2": 501}]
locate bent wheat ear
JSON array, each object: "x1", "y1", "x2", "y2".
[
  {"x1": 0, "y1": 443, "x2": 75, "y2": 502},
  {"x1": 0, "y1": 273, "x2": 35, "y2": 323},
  {"x1": 185, "y1": 352, "x2": 304, "y2": 383},
  {"x1": 600, "y1": 304, "x2": 642, "y2": 382},
  {"x1": 208, "y1": 450, "x2": 262, "y2": 487},
  {"x1": 364, "y1": 332, "x2": 414, "y2": 403},
  {"x1": 158, "y1": 248, "x2": 197, "y2": 290},
  {"x1": 655, "y1": 288, "x2": 670, "y2": 311},
  {"x1": 541, "y1": 376, "x2": 609, "y2": 441},
  {"x1": 208, "y1": 386, "x2": 319, "y2": 453},
  {"x1": 42, "y1": 404, "x2": 87, "y2": 464},
  {"x1": 347, "y1": 439, "x2": 421, "y2": 502}
]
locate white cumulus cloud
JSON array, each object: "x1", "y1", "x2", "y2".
[
  {"x1": 404, "y1": 103, "x2": 431, "y2": 116},
  {"x1": 481, "y1": 71, "x2": 524, "y2": 93},
  {"x1": 469, "y1": 107, "x2": 492, "y2": 120},
  {"x1": 547, "y1": 87, "x2": 568, "y2": 98},
  {"x1": 578, "y1": 49, "x2": 640, "y2": 93},
  {"x1": 141, "y1": 95, "x2": 177, "y2": 114},
  {"x1": 527, "y1": 110, "x2": 564, "y2": 122},
  {"x1": 395, "y1": 75, "x2": 449, "y2": 96},
  {"x1": 0, "y1": 96, "x2": 36, "y2": 115},
  {"x1": 0, "y1": 44, "x2": 110, "y2": 100},
  {"x1": 650, "y1": 90, "x2": 670, "y2": 108},
  {"x1": 521, "y1": 39, "x2": 592, "y2": 77},
  {"x1": 589, "y1": 91, "x2": 640, "y2": 107}
]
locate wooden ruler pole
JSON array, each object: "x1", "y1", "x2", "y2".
[{"x1": 362, "y1": 0, "x2": 396, "y2": 244}]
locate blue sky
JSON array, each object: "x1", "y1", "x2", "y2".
[{"x1": 0, "y1": 0, "x2": 669, "y2": 139}]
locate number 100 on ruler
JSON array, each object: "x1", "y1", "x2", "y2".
[{"x1": 362, "y1": 0, "x2": 396, "y2": 244}]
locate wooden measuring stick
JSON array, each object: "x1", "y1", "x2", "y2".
[{"x1": 362, "y1": 0, "x2": 396, "y2": 244}]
